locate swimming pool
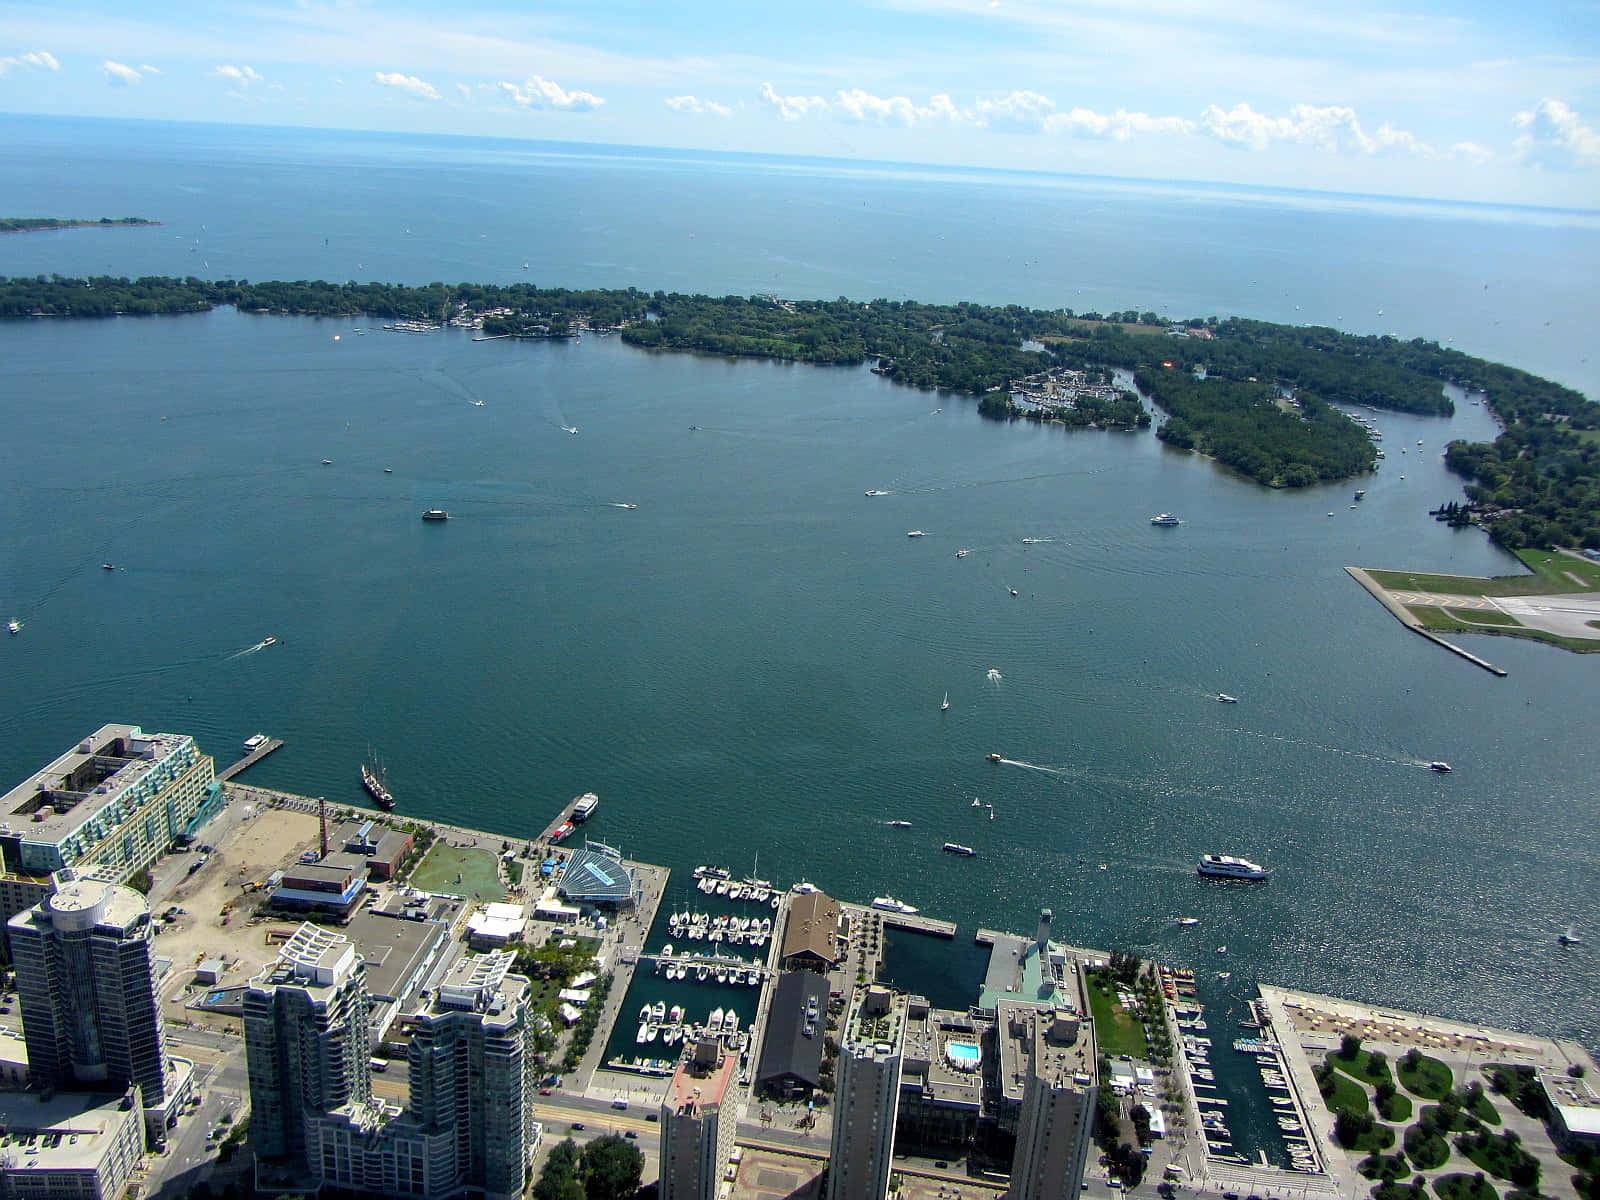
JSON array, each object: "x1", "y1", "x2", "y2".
[{"x1": 946, "y1": 1041, "x2": 981, "y2": 1071}]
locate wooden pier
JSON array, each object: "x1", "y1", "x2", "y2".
[
  {"x1": 875, "y1": 910, "x2": 957, "y2": 938},
  {"x1": 217, "y1": 738, "x2": 283, "y2": 782}
]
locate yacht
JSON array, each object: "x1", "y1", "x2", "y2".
[
  {"x1": 1559, "y1": 927, "x2": 1583, "y2": 946},
  {"x1": 1022, "y1": 537, "x2": 1042, "y2": 544},
  {"x1": 865, "y1": 489, "x2": 887, "y2": 497},
  {"x1": 942, "y1": 843, "x2": 976, "y2": 856},
  {"x1": 940, "y1": 692, "x2": 950, "y2": 711},
  {"x1": 101, "y1": 562, "x2": 115, "y2": 571},
  {"x1": 261, "y1": 636, "x2": 277, "y2": 646},
  {"x1": 888, "y1": 820, "x2": 912, "y2": 828},
  {"x1": 1197, "y1": 854, "x2": 1271, "y2": 880},
  {"x1": 871, "y1": 896, "x2": 919, "y2": 914},
  {"x1": 421, "y1": 509, "x2": 449, "y2": 521},
  {"x1": 906, "y1": 530, "x2": 925, "y2": 538},
  {"x1": 7, "y1": 620, "x2": 20, "y2": 635},
  {"x1": 1216, "y1": 693, "x2": 1239, "y2": 703},
  {"x1": 1428, "y1": 761, "x2": 1452, "y2": 772},
  {"x1": 1175, "y1": 916, "x2": 1200, "y2": 926},
  {"x1": 988, "y1": 752, "x2": 1003, "y2": 763},
  {"x1": 954, "y1": 548, "x2": 970, "y2": 558},
  {"x1": 1151, "y1": 513, "x2": 1181, "y2": 526}
]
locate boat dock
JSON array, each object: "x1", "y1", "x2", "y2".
[
  {"x1": 216, "y1": 737, "x2": 283, "y2": 782},
  {"x1": 877, "y1": 911, "x2": 957, "y2": 938}
]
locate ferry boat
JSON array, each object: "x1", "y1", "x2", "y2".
[
  {"x1": 942, "y1": 843, "x2": 977, "y2": 856},
  {"x1": 871, "y1": 896, "x2": 919, "y2": 915},
  {"x1": 1197, "y1": 854, "x2": 1270, "y2": 880},
  {"x1": 571, "y1": 792, "x2": 600, "y2": 822},
  {"x1": 1150, "y1": 513, "x2": 1181, "y2": 526},
  {"x1": 421, "y1": 509, "x2": 449, "y2": 521},
  {"x1": 361, "y1": 762, "x2": 396, "y2": 810},
  {"x1": 242, "y1": 732, "x2": 269, "y2": 755}
]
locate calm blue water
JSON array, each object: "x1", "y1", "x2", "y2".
[{"x1": 1, "y1": 119, "x2": 1596, "y2": 1073}]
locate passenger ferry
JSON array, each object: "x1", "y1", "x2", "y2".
[
  {"x1": 1150, "y1": 513, "x2": 1182, "y2": 526},
  {"x1": 571, "y1": 792, "x2": 600, "y2": 822},
  {"x1": 421, "y1": 509, "x2": 449, "y2": 521},
  {"x1": 1197, "y1": 854, "x2": 1270, "y2": 880},
  {"x1": 942, "y1": 843, "x2": 976, "y2": 856}
]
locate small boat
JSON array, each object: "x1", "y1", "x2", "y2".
[
  {"x1": 943, "y1": 843, "x2": 976, "y2": 856},
  {"x1": 954, "y1": 548, "x2": 970, "y2": 558},
  {"x1": 1354, "y1": 489, "x2": 1366, "y2": 500},
  {"x1": 321, "y1": 458, "x2": 334, "y2": 465},
  {"x1": 361, "y1": 761, "x2": 396, "y2": 810},
  {"x1": 1151, "y1": 513, "x2": 1181, "y2": 526},
  {"x1": 1217, "y1": 971, "x2": 1232, "y2": 980},
  {"x1": 562, "y1": 425, "x2": 579, "y2": 434},
  {"x1": 6, "y1": 620, "x2": 20, "y2": 635},
  {"x1": 101, "y1": 562, "x2": 115, "y2": 571},
  {"x1": 888, "y1": 820, "x2": 912, "y2": 828},
  {"x1": 1009, "y1": 587, "x2": 1019, "y2": 596},
  {"x1": 971, "y1": 797, "x2": 982, "y2": 807},
  {"x1": 261, "y1": 636, "x2": 277, "y2": 646},
  {"x1": 940, "y1": 692, "x2": 950, "y2": 711},
  {"x1": 1021, "y1": 537, "x2": 1042, "y2": 544},
  {"x1": 384, "y1": 467, "x2": 393, "y2": 473},
  {"x1": 865, "y1": 489, "x2": 887, "y2": 497},
  {"x1": 871, "y1": 896, "x2": 919, "y2": 914},
  {"x1": 1175, "y1": 917, "x2": 1200, "y2": 926},
  {"x1": 1559, "y1": 926, "x2": 1583, "y2": 946},
  {"x1": 1216, "y1": 693, "x2": 1238, "y2": 703},
  {"x1": 987, "y1": 752, "x2": 1002, "y2": 763},
  {"x1": 1428, "y1": 761, "x2": 1452, "y2": 772},
  {"x1": 421, "y1": 509, "x2": 449, "y2": 521},
  {"x1": 906, "y1": 530, "x2": 925, "y2": 538}
]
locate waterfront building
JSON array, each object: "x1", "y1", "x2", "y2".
[
  {"x1": 779, "y1": 891, "x2": 842, "y2": 972},
  {"x1": 556, "y1": 841, "x2": 637, "y2": 907},
  {"x1": 0, "y1": 1088, "x2": 146, "y2": 1200},
  {"x1": 332, "y1": 817, "x2": 414, "y2": 879},
  {"x1": 244, "y1": 924, "x2": 373, "y2": 1167},
  {"x1": 1001, "y1": 995, "x2": 1098, "y2": 1199},
  {"x1": 659, "y1": 1039, "x2": 742, "y2": 1200},
  {"x1": 8, "y1": 871, "x2": 186, "y2": 1141},
  {"x1": 754, "y1": 970, "x2": 829, "y2": 1099},
  {"x1": 267, "y1": 854, "x2": 368, "y2": 921},
  {"x1": 826, "y1": 986, "x2": 908, "y2": 1200},
  {"x1": 895, "y1": 994, "x2": 990, "y2": 1154},
  {"x1": 0, "y1": 725, "x2": 220, "y2": 925}
]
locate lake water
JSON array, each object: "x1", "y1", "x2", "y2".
[{"x1": 1, "y1": 117, "x2": 1596, "y2": 1065}]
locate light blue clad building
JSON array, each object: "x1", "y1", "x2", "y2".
[{"x1": 0, "y1": 725, "x2": 221, "y2": 923}]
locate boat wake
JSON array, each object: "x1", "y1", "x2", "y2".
[
  {"x1": 1230, "y1": 728, "x2": 1413, "y2": 767},
  {"x1": 225, "y1": 639, "x2": 276, "y2": 660},
  {"x1": 991, "y1": 757, "x2": 1072, "y2": 778}
]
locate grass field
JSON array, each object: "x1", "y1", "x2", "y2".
[
  {"x1": 1398, "y1": 1053, "x2": 1454, "y2": 1100},
  {"x1": 410, "y1": 843, "x2": 505, "y2": 901},
  {"x1": 1084, "y1": 976, "x2": 1150, "y2": 1059},
  {"x1": 1369, "y1": 549, "x2": 1600, "y2": 597},
  {"x1": 1321, "y1": 1068, "x2": 1375, "y2": 1118}
]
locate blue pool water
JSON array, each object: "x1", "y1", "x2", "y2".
[{"x1": 947, "y1": 1041, "x2": 982, "y2": 1068}]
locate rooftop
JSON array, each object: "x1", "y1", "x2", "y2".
[
  {"x1": 0, "y1": 1089, "x2": 140, "y2": 1172},
  {"x1": 780, "y1": 891, "x2": 842, "y2": 965},
  {"x1": 844, "y1": 985, "x2": 908, "y2": 1060},
  {"x1": 558, "y1": 842, "x2": 634, "y2": 903},
  {"x1": 667, "y1": 1048, "x2": 738, "y2": 1117},
  {"x1": 0, "y1": 724, "x2": 195, "y2": 845},
  {"x1": 262, "y1": 922, "x2": 358, "y2": 989},
  {"x1": 344, "y1": 908, "x2": 448, "y2": 1002}
]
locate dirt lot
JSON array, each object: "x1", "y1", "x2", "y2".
[{"x1": 153, "y1": 805, "x2": 323, "y2": 1026}]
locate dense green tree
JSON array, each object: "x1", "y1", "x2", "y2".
[{"x1": 580, "y1": 1134, "x2": 645, "y2": 1200}]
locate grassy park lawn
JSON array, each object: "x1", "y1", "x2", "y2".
[
  {"x1": 1370, "y1": 549, "x2": 1600, "y2": 597},
  {"x1": 1321, "y1": 1069, "x2": 1373, "y2": 1118},
  {"x1": 1399, "y1": 1054, "x2": 1454, "y2": 1100},
  {"x1": 1331, "y1": 1047, "x2": 1395, "y2": 1088},
  {"x1": 410, "y1": 842, "x2": 505, "y2": 901},
  {"x1": 1379, "y1": 1091, "x2": 1415, "y2": 1122},
  {"x1": 1441, "y1": 608, "x2": 1519, "y2": 627},
  {"x1": 1433, "y1": 1175, "x2": 1499, "y2": 1200},
  {"x1": 1404, "y1": 1123, "x2": 1452, "y2": 1170},
  {"x1": 1457, "y1": 1132, "x2": 1540, "y2": 1184},
  {"x1": 1359, "y1": 1153, "x2": 1412, "y2": 1181},
  {"x1": 1408, "y1": 605, "x2": 1599, "y2": 651},
  {"x1": 1085, "y1": 976, "x2": 1149, "y2": 1059}
]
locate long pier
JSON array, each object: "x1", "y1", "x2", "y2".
[
  {"x1": 216, "y1": 738, "x2": 283, "y2": 782},
  {"x1": 877, "y1": 910, "x2": 957, "y2": 938},
  {"x1": 1346, "y1": 567, "x2": 1509, "y2": 676}
]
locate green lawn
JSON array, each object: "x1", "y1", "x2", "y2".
[
  {"x1": 1399, "y1": 1054, "x2": 1454, "y2": 1100},
  {"x1": 1085, "y1": 977, "x2": 1150, "y2": 1059},
  {"x1": 1379, "y1": 1091, "x2": 1415, "y2": 1123},
  {"x1": 1433, "y1": 1175, "x2": 1498, "y2": 1200},
  {"x1": 1369, "y1": 549, "x2": 1600, "y2": 597},
  {"x1": 1458, "y1": 1132, "x2": 1540, "y2": 1185},
  {"x1": 1441, "y1": 608, "x2": 1519, "y2": 627},
  {"x1": 1405, "y1": 1123, "x2": 1452, "y2": 1170},
  {"x1": 1408, "y1": 605, "x2": 1600, "y2": 652},
  {"x1": 409, "y1": 843, "x2": 506, "y2": 901},
  {"x1": 1359, "y1": 1153, "x2": 1412, "y2": 1181},
  {"x1": 1321, "y1": 1068, "x2": 1373, "y2": 1118},
  {"x1": 1331, "y1": 1048, "x2": 1395, "y2": 1087}
]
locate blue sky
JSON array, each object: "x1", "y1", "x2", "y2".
[{"x1": 3, "y1": 0, "x2": 1598, "y2": 207}]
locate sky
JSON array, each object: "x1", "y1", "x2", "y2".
[{"x1": 2, "y1": 0, "x2": 1598, "y2": 209}]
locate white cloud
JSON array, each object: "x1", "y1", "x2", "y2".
[
  {"x1": 496, "y1": 75, "x2": 604, "y2": 111},
  {"x1": 833, "y1": 88, "x2": 963, "y2": 127},
  {"x1": 1045, "y1": 107, "x2": 1196, "y2": 140},
  {"x1": 211, "y1": 64, "x2": 263, "y2": 86},
  {"x1": 760, "y1": 82, "x2": 830, "y2": 121},
  {"x1": 973, "y1": 90, "x2": 1056, "y2": 132},
  {"x1": 1450, "y1": 140, "x2": 1493, "y2": 165},
  {"x1": 456, "y1": 82, "x2": 472, "y2": 100},
  {"x1": 0, "y1": 50, "x2": 60, "y2": 75},
  {"x1": 138, "y1": 63, "x2": 161, "y2": 75},
  {"x1": 375, "y1": 71, "x2": 441, "y2": 100},
  {"x1": 666, "y1": 94, "x2": 732, "y2": 118},
  {"x1": 101, "y1": 60, "x2": 142, "y2": 86},
  {"x1": 1199, "y1": 101, "x2": 1430, "y2": 155},
  {"x1": 1512, "y1": 98, "x2": 1600, "y2": 169}
]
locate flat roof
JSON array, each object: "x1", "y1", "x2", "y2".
[
  {"x1": 668, "y1": 1050, "x2": 737, "y2": 1116},
  {"x1": 781, "y1": 891, "x2": 841, "y2": 964},
  {"x1": 0, "y1": 724, "x2": 194, "y2": 845},
  {"x1": 0, "y1": 1089, "x2": 139, "y2": 1171},
  {"x1": 756, "y1": 970, "x2": 829, "y2": 1088},
  {"x1": 345, "y1": 909, "x2": 448, "y2": 1002}
]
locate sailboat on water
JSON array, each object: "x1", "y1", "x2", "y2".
[
  {"x1": 940, "y1": 692, "x2": 950, "y2": 711},
  {"x1": 361, "y1": 749, "x2": 396, "y2": 811}
]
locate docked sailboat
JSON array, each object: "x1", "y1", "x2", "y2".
[{"x1": 361, "y1": 757, "x2": 396, "y2": 810}]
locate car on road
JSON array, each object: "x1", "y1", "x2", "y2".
[
  {"x1": 625, "y1": 1131, "x2": 638, "y2": 1139},
  {"x1": 570, "y1": 1122, "x2": 585, "y2": 1131},
  {"x1": 645, "y1": 1113, "x2": 658, "y2": 1122},
  {"x1": 538, "y1": 1088, "x2": 553, "y2": 1095}
]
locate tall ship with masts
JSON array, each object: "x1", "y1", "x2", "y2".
[{"x1": 361, "y1": 753, "x2": 395, "y2": 811}]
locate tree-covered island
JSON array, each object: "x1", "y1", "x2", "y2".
[
  {"x1": 0, "y1": 217, "x2": 160, "y2": 233},
  {"x1": 1, "y1": 273, "x2": 1595, "y2": 549}
]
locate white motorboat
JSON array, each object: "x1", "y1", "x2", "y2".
[
  {"x1": 906, "y1": 530, "x2": 925, "y2": 538},
  {"x1": 1216, "y1": 693, "x2": 1239, "y2": 703},
  {"x1": 871, "y1": 896, "x2": 918, "y2": 915},
  {"x1": 1197, "y1": 855, "x2": 1271, "y2": 880},
  {"x1": 6, "y1": 620, "x2": 21, "y2": 635}
]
